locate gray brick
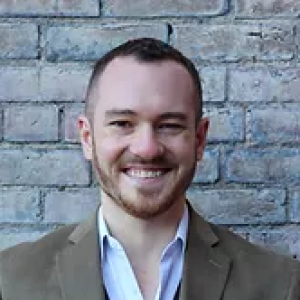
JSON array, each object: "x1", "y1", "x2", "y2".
[
  {"x1": 0, "y1": 188, "x2": 40, "y2": 222},
  {"x1": 0, "y1": 0, "x2": 99, "y2": 16},
  {"x1": 0, "y1": 67, "x2": 39, "y2": 102},
  {"x1": 44, "y1": 188, "x2": 99, "y2": 223},
  {"x1": 56, "y1": 0, "x2": 99, "y2": 16},
  {"x1": 260, "y1": 24, "x2": 294, "y2": 60},
  {"x1": 172, "y1": 24, "x2": 261, "y2": 62},
  {"x1": 64, "y1": 104, "x2": 84, "y2": 143},
  {"x1": 0, "y1": 0, "x2": 56, "y2": 15},
  {"x1": 225, "y1": 148, "x2": 300, "y2": 183},
  {"x1": 102, "y1": 0, "x2": 226, "y2": 16},
  {"x1": 0, "y1": 0, "x2": 298, "y2": 252},
  {"x1": 172, "y1": 24, "x2": 293, "y2": 62},
  {"x1": 206, "y1": 107, "x2": 245, "y2": 142},
  {"x1": 0, "y1": 109, "x2": 2, "y2": 140},
  {"x1": 229, "y1": 67, "x2": 300, "y2": 103},
  {"x1": 40, "y1": 65, "x2": 91, "y2": 102},
  {"x1": 0, "y1": 149, "x2": 90, "y2": 186},
  {"x1": 249, "y1": 226, "x2": 300, "y2": 258},
  {"x1": 4, "y1": 105, "x2": 59, "y2": 142},
  {"x1": 46, "y1": 24, "x2": 168, "y2": 62},
  {"x1": 199, "y1": 66, "x2": 226, "y2": 103},
  {"x1": 0, "y1": 230, "x2": 50, "y2": 250},
  {"x1": 289, "y1": 189, "x2": 300, "y2": 222},
  {"x1": 187, "y1": 188, "x2": 286, "y2": 225},
  {"x1": 248, "y1": 107, "x2": 300, "y2": 143},
  {"x1": 235, "y1": 0, "x2": 300, "y2": 17},
  {"x1": 0, "y1": 23, "x2": 38, "y2": 59},
  {"x1": 192, "y1": 148, "x2": 219, "y2": 184},
  {"x1": 297, "y1": 25, "x2": 300, "y2": 59}
]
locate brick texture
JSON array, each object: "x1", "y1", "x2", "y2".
[
  {"x1": 64, "y1": 103, "x2": 84, "y2": 143},
  {"x1": 249, "y1": 226, "x2": 300, "y2": 258},
  {"x1": 0, "y1": 1, "x2": 299, "y2": 258},
  {"x1": 0, "y1": 149, "x2": 90, "y2": 186},
  {"x1": 46, "y1": 24, "x2": 168, "y2": 62},
  {"x1": 235, "y1": 0, "x2": 300, "y2": 17},
  {"x1": 247, "y1": 106, "x2": 300, "y2": 143},
  {"x1": 0, "y1": 0, "x2": 99, "y2": 16},
  {"x1": 229, "y1": 67, "x2": 300, "y2": 103},
  {"x1": 198, "y1": 66, "x2": 226, "y2": 103},
  {"x1": 225, "y1": 148, "x2": 300, "y2": 183},
  {"x1": 0, "y1": 109, "x2": 2, "y2": 140},
  {"x1": 40, "y1": 65, "x2": 91, "y2": 101},
  {"x1": 0, "y1": 230, "x2": 50, "y2": 251},
  {"x1": 289, "y1": 189, "x2": 300, "y2": 222},
  {"x1": 206, "y1": 107, "x2": 245, "y2": 142},
  {"x1": 102, "y1": 0, "x2": 227, "y2": 17},
  {"x1": 4, "y1": 105, "x2": 59, "y2": 142},
  {"x1": 172, "y1": 24, "x2": 293, "y2": 62},
  {"x1": 0, "y1": 23, "x2": 38, "y2": 59},
  {"x1": 44, "y1": 188, "x2": 99, "y2": 223},
  {"x1": 0, "y1": 188, "x2": 40, "y2": 222},
  {"x1": 187, "y1": 188, "x2": 286, "y2": 225},
  {"x1": 192, "y1": 148, "x2": 219, "y2": 183},
  {"x1": 0, "y1": 67, "x2": 39, "y2": 102}
]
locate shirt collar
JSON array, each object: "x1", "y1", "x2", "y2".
[{"x1": 98, "y1": 204, "x2": 189, "y2": 261}]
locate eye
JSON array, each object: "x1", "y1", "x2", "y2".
[
  {"x1": 108, "y1": 120, "x2": 133, "y2": 128},
  {"x1": 161, "y1": 123, "x2": 183, "y2": 128},
  {"x1": 158, "y1": 123, "x2": 185, "y2": 132}
]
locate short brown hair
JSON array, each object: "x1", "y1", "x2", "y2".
[{"x1": 85, "y1": 38, "x2": 202, "y2": 123}]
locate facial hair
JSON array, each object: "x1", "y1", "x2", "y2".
[{"x1": 91, "y1": 137, "x2": 196, "y2": 219}]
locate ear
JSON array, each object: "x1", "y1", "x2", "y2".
[
  {"x1": 196, "y1": 117, "x2": 209, "y2": 161},
  {"x1": 78, "y1": 115, "x2": 93, "y2": 161}
]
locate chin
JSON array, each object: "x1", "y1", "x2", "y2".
[{"x1": 117, "y1": 193, "x2": 178, "y2": 219}]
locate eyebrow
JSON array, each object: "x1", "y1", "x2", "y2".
[
  {"x1": 105, "y1": 109, "x2": 136, "y2": 118},
  {"x1": 104, "y1": 110, "x2": 188, "y2": 121},
  {"x1": 159, "y1": 112, "x2": 188, "y2": 122}
]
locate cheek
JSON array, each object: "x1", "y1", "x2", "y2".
[
  {"x1": 164, "y1": 134, "x2": 197, "y2": 160},
  {"x1": 93, "y1": 136, "x2": 127, "y2": 162}
]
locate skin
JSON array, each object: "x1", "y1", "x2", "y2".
[{"x1": 78, "y1": 56, "x2": 209, "y2": 299}]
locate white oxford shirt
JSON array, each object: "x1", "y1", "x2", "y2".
[{"x1": 98, "y1": 205, "x2": 188, "y2": 300}]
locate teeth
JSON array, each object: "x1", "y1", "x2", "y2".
[{"x1": 127, "y1": 169, "x2": 164, "y2": 178}]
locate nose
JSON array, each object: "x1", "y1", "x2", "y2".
[{"x1": 129, "y1": 126, "x2": 164, "y2": 160}]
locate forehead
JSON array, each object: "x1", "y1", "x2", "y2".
[{"x1": 92, "y1": 56, "x2": 197, "y2": 118}]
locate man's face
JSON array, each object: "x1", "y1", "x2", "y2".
[{"x1": 79, "y1": 56, "x2": 209, "y2": 219}]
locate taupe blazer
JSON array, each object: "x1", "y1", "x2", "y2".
[{"x1": 0, "y1": 206, "x2": 299, "y2": 300}]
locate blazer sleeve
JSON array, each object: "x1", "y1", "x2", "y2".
[{"x1": 287, "y1": 261, "x2": 300, "y2": 300}]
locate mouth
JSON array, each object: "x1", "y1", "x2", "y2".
[{"x1": 122, "y1": 167, "x2": 171, "y2": 179}]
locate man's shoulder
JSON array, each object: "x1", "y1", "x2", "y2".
[
  {"x1": 190, "y1": 208, "x2": 300, "y2": 276},
  {"x1": 210, "y1": 221, "x2": 266, "y2": 251},
  {"x1": 208, "y1": 219, "x2": 300, "y2": 289},
  {"x1": 212, "y1": 222, "x2": 295, "y2": 264},
  {"x1": 188, "y1": 211, "x2": 300, "y2": 298},
  {"x1": 0, "y1": 224, "x2": 77, "y2": 274}
]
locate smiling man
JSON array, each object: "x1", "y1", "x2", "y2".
[{"x1": 0, "y1": 38, "x2": 300, "y2": 300}]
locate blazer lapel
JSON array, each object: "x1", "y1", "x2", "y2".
[
  {"x1": 56, "y1": 213, "x2": 106, "y2": 300},
  {"x1": 179, "y1": 207, "x2": 231, "y2": 300},
  {"x1": 54, "y1": 205, "x2": 231, "y2": 300}
]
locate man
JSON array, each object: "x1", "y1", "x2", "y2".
[{"x1": 0, "y1": 38, "x2": 299, "y2": 300}]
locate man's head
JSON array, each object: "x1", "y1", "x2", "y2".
[
  {"x1": 79, "y1": 38, "x2": 209, "y2": 220},
  {"x1": 85, "y1": 38, "x2": 203, "y2": 125}
]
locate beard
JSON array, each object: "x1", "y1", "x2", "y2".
[{"x1": 91, "y1": 139, "x2": 196, "y2": 220}]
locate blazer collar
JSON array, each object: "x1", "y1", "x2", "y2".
[
  {"x1": 56, "y1": 211, "x2": 107, "y2": 300},
  {"x1": 179, "y1": 205, "x2": 231, "y2": 300},
  {"x1": 56, "y1": 204, "x2": 231, "y2": 300}
]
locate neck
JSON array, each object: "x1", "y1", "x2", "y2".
[{"x1": 101, "y1": 195, "x2": 185, "y2": 259}]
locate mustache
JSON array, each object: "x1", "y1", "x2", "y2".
[{"x1": 119, "y1": 152, "x2": 175, "y2": 166}]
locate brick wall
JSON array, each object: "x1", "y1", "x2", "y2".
[{"x1": 0, "y1": 0, "x2": 300, "y2": 258}]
